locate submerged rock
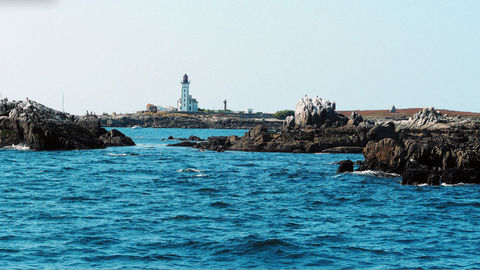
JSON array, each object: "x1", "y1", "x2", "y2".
[
  {"x1": 337, "y1": 160, "x2": 354, "y2": 173},
  {"x1": 168, "y1": 141, "x2": 198, "y2": 147}
]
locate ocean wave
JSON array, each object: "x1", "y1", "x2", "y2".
[
  {"x1": 177, "y1": 168, "x2": 202, "y2": 173},
  {"x1": 3, "y1": 144, "x2": 30, "y2": 151},
  {"x1": 210, "y1": 201, "x2": 229, "y2": 208},
  {"x1": 196, "y1": 188, "x2": 219, "y2": 193},
  {"x1": 352, "y1": 170, "x2": 400, "y2": 178}
]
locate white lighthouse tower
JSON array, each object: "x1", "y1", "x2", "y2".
[
  {"x1": 177, "y1": 74, "x2": 198, "y2": 112},
  {"x1": 181, "y1": 74, "x2": 190, "y2": 111}
]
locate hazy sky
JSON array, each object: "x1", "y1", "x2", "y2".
[{"x1": 1, "y1": 0, "x2": 479, "y2": 114}]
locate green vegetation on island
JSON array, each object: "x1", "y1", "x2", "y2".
[{"x1": 273, "y1": 110, "x2": 295, "y2": 120}]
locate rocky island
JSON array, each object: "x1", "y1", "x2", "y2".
[
  {"x1": 0, "y1": 99, "x2": 134, "y2": 150},
  {"x1": 168, "y1": 96, "x2": 480, "y2": 186},
  {"x1": 98, "y1": 112, "x2": 283, "y2": 130}
]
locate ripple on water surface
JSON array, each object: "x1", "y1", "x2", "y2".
[{"x1": 0, "y1": 128, "x2": 479, "y2": 269}]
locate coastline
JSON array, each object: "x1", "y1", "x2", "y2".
[{"x1": 98, "y1": 112, "x2": 284, "y2": 130}]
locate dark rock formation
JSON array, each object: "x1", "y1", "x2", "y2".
[
  {"x1": 360, "y1": 118, "x2": 480, "y2": 185},
  {"x1": 99, "y1": 129, "x2": 135, "y2": 147},
  {"x1": 337, "y1": 160, "x2": 354, "y2": 173},
  {"x1": 188, "y1": 135, "x2": 203, "y2": 141},
  {"x1": 401, "y1": 162, "x2": 440, "y2": 185},
  {"x1": 366, "y1": 122, "x2": 397, "y2": 141},
  {"x1": 185, "y1": 124, "x2": 369, "y2": 154},
  {"x1": 165, "y1": 100, "x2": 480, "y2": 186},
  {"x1": 164, "y1": 135, "x2": 204, "y2": 141},
  {"x1": 347, "y1": 112, "x2": 364, "y2": 126},
  {"x1": 168, "y1": 141, "x2": 198, "y2": 147},
  {"x1": 0, "y1": 99, "x2": 134, "y2": 150}
]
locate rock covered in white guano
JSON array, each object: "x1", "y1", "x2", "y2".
[
  {"x1": 284, "y1": 96, "x2": 348, "y2": 129},
  {"x1": 410, "y1": 107, "x2": 445, "y2": 125},
  {"x1": 283, "y1": 115, "x2": 295, "y2": 130},
  {"x1": 395, "y1": 107, "x2": 458, "y2": 130}
]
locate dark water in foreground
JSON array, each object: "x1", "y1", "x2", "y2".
[{"x1": 1, "y1": 128, "x2": 479, "y2": 269}]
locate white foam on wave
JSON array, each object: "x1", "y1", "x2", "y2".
[
  {"x1": 416, "y1": 183, "x2": 429, "y2": 187},
  {"x1": 3, "y1": 144, "x2": 30, "y2": 151},
  {"x1": 177, "y1": 168, "x2": 202, "y2": 173},
  {"x1": 351, "y1": 170, "x2": 400, "y2": 178},
  {"x1": 441, "y1": 182, "x2": 466, "y2": 187},
  {"x1": 106, "y1": 153, "x2": 127, "y2": 156},
  {"x1": 195, "y1": 174, "x2": 208, "y2": 178}
]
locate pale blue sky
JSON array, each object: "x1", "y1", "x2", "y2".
[{"x1": 0, "y1": 0, "x2": 479, "y2": 114}]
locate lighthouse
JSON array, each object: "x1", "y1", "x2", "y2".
[
  {"x1": 177, "y1": 74, "x2": 198, "y2": 112},
  {"x1": 181, "y1": 74, "x2": 190, "y2": 111}
]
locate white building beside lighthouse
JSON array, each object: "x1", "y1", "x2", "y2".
[{"x1": 177, "y1": 74, "x2": 198, "y2": 112}]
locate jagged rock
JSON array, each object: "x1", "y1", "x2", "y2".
[
  {"x1": 288, "y1": 96, "x2": 348, "y2": 129},
  {"x1": 337, "y1": 160, "x2": 354, "y2": 173},
  {"x1": 360, "y1": 123, "x2": 480, "y2": 185},
  {"x1": 99, "y1": 129, "x2": 135, "y2": 147},
  {"x1": 366, "y1": 122, "x2": 397, "y2": 141},
  {"x1": 176, "y1": 124, "x2": 370, "y2": 154},
  {"x1": 283, "y1": 115, "x2": 295, "y2": 130},
  {"x1": 227, "y1": 135, "x2": 240, "y2": 144},
  {"x1": 411, "y1": 107, "x2": 444, "y2": 124},
  {"x1": 188, "y1": 135, "x2": 203, "y2": 141},
  {"x1": 401, "y1": 161, "x2": 440, "y2": 185},
  {"x1": 395, "y1": 107, "x2": 458, "y2": 130},
  {"x1": 347, "y1": 112, "x2": 364, "y2": 126},
  {"x1": 75, "y1": 115, "x2": 103, "y2": 136},
  {"x1": 360, "y1": 138, "x2": 405, "y2": 173},
  {"x1": 0, "y1": 99, "x2": 134, "y2": 150}
]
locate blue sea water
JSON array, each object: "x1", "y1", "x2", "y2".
[{"x1": 1, "y1": 128, "x2": 480, "y2": 269}]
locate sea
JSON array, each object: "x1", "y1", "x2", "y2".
[{"x1": 1, "y1": 128, "x2": 479, "y2": 269}]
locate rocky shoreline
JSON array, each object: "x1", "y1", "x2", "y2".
[
  {"x1": 98, "y1": 113, "x2": 283, "y2": 130},
  {"x1": 0, "y1": 99, "x2": 134, "y2": 150},
  {"x1": 167, "y1": 96, "x2": 480, "y2": 186}
]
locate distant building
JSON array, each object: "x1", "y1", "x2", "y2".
[
  {"x1": 390, "y1": 105, "x2": 396, "y2": 113},
  {"x1": 146, "y1": 104, "x2": 158, "y2": 113},
  {"x1": 244, "y1": 108, "x2": 253, "y2": 114},
  {"x1": 177, "y1": 74, "x2": 198, "y2": 112},
  {"x1": 158, "y1": 105, "x2": 177, "y2": 112}
]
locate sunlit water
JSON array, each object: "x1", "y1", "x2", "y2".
[{"x1": 1, "y1": 128, "x2": 479, "y2": 269}]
